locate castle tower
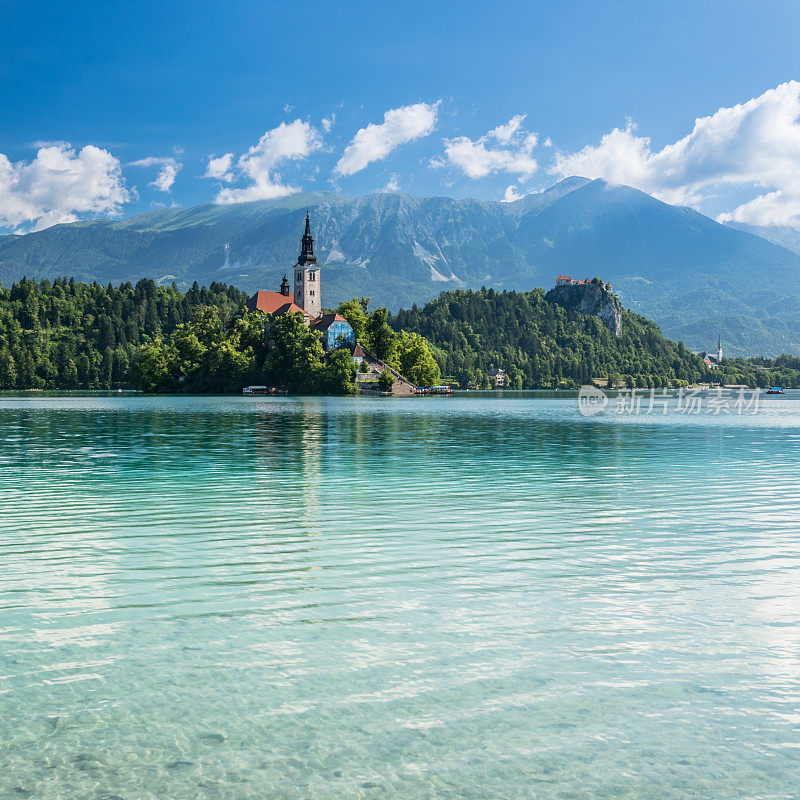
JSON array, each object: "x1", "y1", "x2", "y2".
[{"x1": 293, "y1": 212, "x2": 322, "y2": 319}]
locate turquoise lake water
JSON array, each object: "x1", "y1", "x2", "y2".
[{"x1": 1, "y1": 392, "x2": 799, "y2": 799}]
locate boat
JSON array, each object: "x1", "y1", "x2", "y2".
[
  {"x1": 413, "y1": 385, "x2": 454, "y2": 396},
  {"x1": 766, "y1": 387, "x2": 786, "y2": 395},
  {"x1": 242, "y1": 386, "x2": 286, "y2": 396}
]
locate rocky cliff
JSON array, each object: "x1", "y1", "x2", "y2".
[{"x1": 545, "y1": 282, "x2": 623, "y2": 336}]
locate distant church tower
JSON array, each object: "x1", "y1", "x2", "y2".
[
  {"x1": 293, "y1": 212, "x2": 321, "y2": 319},
  {"x1": 717, "y1": 334, "x2": 722, "y2": 364}
]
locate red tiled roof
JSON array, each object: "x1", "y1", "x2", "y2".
[
  {"x1": 556, "y1": 275, "x2": 572, "y2": 280},
  {"x1": 310, "y1": 312, "x2": 350, "y2": 330},
  {"x1": 352, "y1": 342, "x2": 366, "y2": 358},
  {"x1": 246, "y1": 291, "x2": 309, "y2": 318}
]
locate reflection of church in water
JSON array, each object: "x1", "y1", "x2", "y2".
[{"x1": 250, "y1": 403, "x2": 324, "y2": 532}]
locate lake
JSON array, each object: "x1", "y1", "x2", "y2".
[{"x1": 1, "y1": 392, "x2": 799, "y2": 799}]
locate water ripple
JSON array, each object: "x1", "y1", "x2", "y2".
[{"x1": 1, "y1": 394, "x2": 800, "y2": 799}]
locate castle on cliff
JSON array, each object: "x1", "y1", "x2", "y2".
[
  {"x1": 548, "y1": 274, "x2": 622, "y2": 337},
  {"x1": 556, "y1": 275, "x2": 613, "y2": 293}
]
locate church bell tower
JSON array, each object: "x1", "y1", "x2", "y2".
[{"x1": 293, "y1": 212, "x2": 322, "y2": 319}]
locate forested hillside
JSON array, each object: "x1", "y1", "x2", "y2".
[
  {"x1": 4, "y1": 179, "x2": 800, "y2": 355},
  {"x1": 391, "y1": 288, "x2": 800, "y2": 389},
  {"x1": 0, "y1": 278, "x2": 246, "y2": 389},
  {"x1": 0, "y1": 278, "x2": 440, "y2": 393},
  {"x1": 132, "y1": 300, "x2": 441, "y2": 395},
  {"x1": 1, "y1": 279, "x2": 798, "y2": 392}
]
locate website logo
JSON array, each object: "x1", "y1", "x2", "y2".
[{"x1": 578, "y1": 385, "x2": 609, "y2": 416}]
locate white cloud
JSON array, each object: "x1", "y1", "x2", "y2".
[
  {"x1": 551, "y1": 80, "x2": 800, "y2": 227},
  {"x1": 27, "y1": 139, "x2": 70, "y2": 149},
  {"x1": 204, "y1": 153, "x2": 235, "y2": 183},
  {"x1": 490, "y1": 114, "x2": 526, "y2": 144},
  {"x1": 322, "y1": 114, "x2": 336, "y2": 133},
  {"x1": 718, "y1": 191, "x2": 791, "y2": 227},
  {"x1": 501, "y1": 185, "x2": 524, "y2": 203},
  {"x1": 335, "y1": 102, "x2": 439, "y2": 176},
  {"x1": 435, "y1": 114, "x2": 539, "y2": 179},
  {"x1": 152, "y1": 161, "x2": 180, "y2": 192},
  {"x1": 0, "y1": 143, "x2": 130, "y2": 231},
  {"x1": 212, "y1": 120, "x2": 322, "y2": 204},
  {"x1": 129, "y1": 156, "x2": 182, "y2": 192},
  {"x1": 384, "y1": 173, "x2": 401, "y2": 193}
]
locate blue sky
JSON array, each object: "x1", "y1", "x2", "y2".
[{"x1": 2, "y1": 0, "x2": 800, "y2": 231}]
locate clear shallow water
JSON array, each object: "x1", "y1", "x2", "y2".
[{"x1": 1, "y1": 392, "x2": 800, "y2": 800}]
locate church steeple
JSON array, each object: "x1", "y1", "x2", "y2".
[
  {"x1": 298, "y1": 211, "x2": 316, "y2": 266},
  {"x1": 293, "y1": 211, "x2": 322, "y2": 319}
]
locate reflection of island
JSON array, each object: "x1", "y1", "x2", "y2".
[
  {"x1": 298, "y1": 405, "x2": 323, "y2": 532},
  {"x1": 251, "y1": 401, "x2": 325, "y2": 534}
]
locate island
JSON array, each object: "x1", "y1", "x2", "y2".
[{"x1": 1, "y1": 216, "x2": 800, "y2": 393}]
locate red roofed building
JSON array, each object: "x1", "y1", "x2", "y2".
[
  {"x1": 310, "y1": 313, "x2": 356, "y2": 350},
  {"x1": 246, "y1": 214, "x2": 327, "y2": 323},
  {"x1": 245, "y1": 288, "x2": 311, "y2": 320},
  {"x1": 554, "y1": 275, "x2": 614, "y2": 293},
  {"x1": 351, "y1": 341, "x2": 367, "y2": 366},
  {"x1": 238, "y1": 214, "x2": 425, "y2": 395}
]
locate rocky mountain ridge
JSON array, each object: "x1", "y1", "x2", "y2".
[{"x1": 3, "y1": 177, "x2": 800, "y2": 355}]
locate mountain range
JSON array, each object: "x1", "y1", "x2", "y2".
[
  {"x1": 2, "y1": 176, "x2": 800, "y2": 356},
  {"x1": 724, "y1": 221, "x2": 800, "y2": 258}
]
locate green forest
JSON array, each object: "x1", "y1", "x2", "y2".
[
  {"x1": 131, "y1": 296, "x2": 441, "y2": 394},
  {"x1": 391, "y1": 288, "x2": 800, "y2": 389},
  {"x1": 1, "y1": 278, "x2": 799, "y2": 392},
  {"x1": 0, "y1": 277, "x2": 246, "y2": 390},
  {"x1": 0, "y1": 277, "x2": 439, "y2": 393}
]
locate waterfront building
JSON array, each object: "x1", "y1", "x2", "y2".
[{"x1": 488, "y1": 367, "x2": 505, "y2": 388}]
